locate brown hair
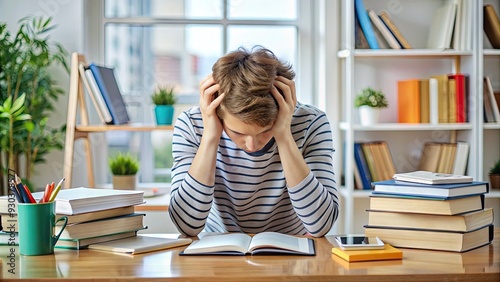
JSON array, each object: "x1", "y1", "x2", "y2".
[{"x1": 213, "y1": 46, "x2": 295, "y2": 127}]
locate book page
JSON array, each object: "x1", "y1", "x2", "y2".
[
  {"x1": 248, "y1": 232, "x2": 310, "y2": 253},
  {"x1": 182, "y1": 233, "x2": 251, "y2": 254}
]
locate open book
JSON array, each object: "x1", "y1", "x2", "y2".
[{"x1": 180, "y1": 232, "x2": 315, "y2": 256}]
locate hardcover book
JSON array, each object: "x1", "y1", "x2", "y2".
[
  {"x1": 354, "y1": 0, "x2": 379, "y2": 49},
  {"x1": 484, "y1": 4, "x2": 500, "y2": 49},
  {"x1": 180, "y1": 232, "x2": 315, "y2": 256},
  {"x1": 393, "y1": 171, "x2": 473, "y2": 184},
  {"x1": 372, "y1": 179, "x2": 488, "y2": 199},
  {"x1": 378, "y1": 10, "x2": 411, "y2": 49},
  {"x1": 88, "y1": 235, "x2": 192, "y2": 254},
  {"x1": 56, "y1": 231, "x2": 138, "y2": 249}
]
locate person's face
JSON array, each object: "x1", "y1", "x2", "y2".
[{"x1": 222, "y1": 113, "x2": 274, "y2": 153}]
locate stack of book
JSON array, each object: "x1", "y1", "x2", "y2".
[
  {"x1": 364, "y1": 171, "x2": 494, "y2": 252},
  {"x1": 0, "y1": 187, "x2": 146, "y2": 249}
]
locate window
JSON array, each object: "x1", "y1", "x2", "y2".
[{"x1": 86, "y1": 0, "x2": 314, "y2": 185}]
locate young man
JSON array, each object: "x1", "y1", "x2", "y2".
[{"x1": 169, "y1": 46, "x2": 339, "y2": 237}]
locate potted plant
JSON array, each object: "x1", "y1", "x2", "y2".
[
  {"x1": 354, "y1": 87, "x2": 389, "y2": 126},
  {"x1": 489, "y1": 159, "x2": 500, "y2": 189},
  {"x1": 151, "y1": 85, "x2": 177, "y2": 125},
  {"x1": 0, "y1": 16, "x2": 68, "y2": 195},
  {"x1": 109, "y1": 152, "x2": 139, "y2": 190}
]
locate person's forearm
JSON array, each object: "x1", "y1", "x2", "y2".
[
  {"x1": 188, "y1": 134, "x2": 220, "y2": 186},
  {"x1": 275, "y1": 133, "x2": 310, "y2": 187}
]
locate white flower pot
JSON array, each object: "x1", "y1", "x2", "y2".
[{"x1": 359, "y1": 106, "x2": 380, "y2": 126}]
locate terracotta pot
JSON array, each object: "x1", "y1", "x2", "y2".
[
  {"x1": 112, "y1": 174, "x2": 137, "y2": 190},
  {"x1": 489, "y1": 174, "x2": 500, "y2": 189}
]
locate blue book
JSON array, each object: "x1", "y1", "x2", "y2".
[
  {"x1": 88, "y1": 63, "x2": 130, "y2": 125},
  {"x1": 354, "y1": 143, "x2": 372, "y2": 189},
  {"x1": 372, "y1": 179, "x2": 489, "y2": 199},
  {"x1": 354, "y1": 0, "x2": 379, "y2": 49}
]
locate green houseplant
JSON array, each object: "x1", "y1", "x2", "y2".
[
  {"x1": 354, "y1": 87, "x2": 388, "y2": 126},
  {"x1": 0, "y1": 16, "x2": 69, "y2": 195},
  {"x1": 489, "y1": 159, "x2": 500, "y2": 189},
  {"x1": 109, "y1": 152, "x2": 139, "y2": 190},
  {"x1": 151, "y1": 86, "x2": 177, "y2": 125}
]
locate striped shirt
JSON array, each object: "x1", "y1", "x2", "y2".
[{"x1": 169, "y1": 103, "x2": 339, "y2": 237}]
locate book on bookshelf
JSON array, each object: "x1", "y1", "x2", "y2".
[
  {"x1": 449, "y1": 73, "x2": 467, "y2": 123},
  {"x1": 88, "y1": 63, "x2": 130, "y2": 125},
  {"x1": 354, "y1": 0, "x2": 379, "y2": 49},
  {"x1": 79, "y1": 64, "x2": 113, "y2": 124},
  {"x1": 431, "y1": 74, "x2": 450, "y2": 123},
  {"x1": 366, "y1": 208, "x2": 493, "y2": 232},
  {"x1": 180, "y1": 232, "x2": 315, "y2": 256},
  {"x1": 428, "y1": 77, "x2": 439, "y2": 124},
  {"x1": 88, "y1": 235, "x2": 193, "y2": 255},
  {"x1": 397, "y1": 79, "x2": 421, "y2": 123},
  {"x1": 452, "y1": 141, "x2": 469, "y2": 175},
  {"x1": 51, "y1": 187, "x2": 144, "y2": 215},
  {"x1": 56, "y1": 230, "x2": 138, "y2": 249},
  {"x1": 393, "y1": 170, "x2": 473, "y2": 184},
  {"x1": 372, "y1": 179, "x2": 488, "y2": 199},
  {"x1": 364, "y1": 224, "x2": 493, "y2": 252},
  {"x1": 354, "y1": 142, "x2": 372, "y2": 189},
  {"x1": 355, "y1": 10, "x2": 370, "y2": 49},
  {"x1": 427, "y1": 2, "x2": 457, "y2": 49},
  {"x1": 484, "y1": 76, "x2": 500, "y2": 123},
  {"x1": 331, "y1": 244, "x2": 403, "y2": 262},
  {"x1": 55, "y1": 213, "x2": 145, "y2": 240},
  {"x1": 367, "y1": 9, "x2": 401, "y2": 49},
  {"x1": 378, "y1": 10, "x2": 411, "y2": 49},
  {"x1": 484, "y1": 4, "x2": 500, "y2": 49},
  {"x1": 368, "y1": 193, "x2": 485, "y2": 215},
  {"x1": 419, "y1": 79, "x2": 430, "y2": 123},
  {"x1": 418, "y1": 142, "x2": 442, "y2": 172},
  {"x1": 448, "y1": 77, "x2": 457, "y2": 123}
]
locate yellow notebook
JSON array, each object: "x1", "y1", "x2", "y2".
[{"x1": 332, "y1": 244, "x2": 403, "y2": 262}]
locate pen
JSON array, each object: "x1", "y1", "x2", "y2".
[{"x1": 48, "y1": 178, "x2": 65, "y2": 202}]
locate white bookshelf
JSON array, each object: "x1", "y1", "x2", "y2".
[{"x1": 335, "y1": 0, "x2": 500, "y2": 234}]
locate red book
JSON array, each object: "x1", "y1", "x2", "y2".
[{"x1": 449, "y1": 73, "x2": 467, "y2": 123}]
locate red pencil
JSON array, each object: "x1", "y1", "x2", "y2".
[{"x1": 22, "y1": 184, "x2": 36, "y2": 203}]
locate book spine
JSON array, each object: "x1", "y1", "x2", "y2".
[
  {"x1": 89, "y1": 64, "x2": 118, "y2": 123},
  {"x1": 367, "y1": 9, "x2": 401, "y2": 49},
  {"x1": 354, "y1": 143, "x2": 372, "y2": 189},
  {"x1": 354, "y1": 0, "x2": 379, "y2": 49}
]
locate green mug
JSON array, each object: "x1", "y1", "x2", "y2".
[{"x1": 18, "y1": 202, "x2": 68, "y2": 256}]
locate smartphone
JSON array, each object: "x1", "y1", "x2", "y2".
[{"x1": 334, "y1": 235, "x2": 385, "y2": 250}]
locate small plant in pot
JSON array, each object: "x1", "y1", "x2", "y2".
[
  {"x1": 152, "y1": 85, "x2": 177, "y2": 125},
  {"x1": 489, "y1": 159, "x2": 500, "y2": 189},
  {"x1": 109, "y1": 152, "x2": 139, "y2": 190},
  {"x1": 354, "y1": 87, "x2": 389, "y2": 126}
]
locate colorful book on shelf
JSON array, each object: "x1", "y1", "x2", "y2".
[
  {"x1": 430, "y1": 74, "x2": 449, "y2": 123},
  {"x1": 79, "y1": 63, "x2": 113, "y2": 124},
  {"x1": 367, "y1": 9, "x2": 401, "y2": 49},
  {"x1": 378, "y1": 10, "x2": 411, "y2": 49},
  {"x1": 393, "y1": 170, "x2": 473, "y2": 184},
  {"x1": 55, "y1": 213, "x2": 145, "y2": 240},
  {"x1": 88, "y1": 63, "x2": 130, "y2": 125},
  {"x1": 369, "y1": 193, "x2": 485, "y2": 215},
  {"x1": 483, "y1": 4, "x2": 500, "y2": 49},
  {"x1": 88, "y1": 235, "x2": 192, "y2": 255},
  {"x1": 361, "y1": 142, "x2": 381, "y2": 182},
  {"x1": 419, "y1": 79, "x2": 430, "y2": 123},
  {"x1": 331, "y1": 244, "x2": 403, "y2": 262},
  {"x1": 427, "y1": 2, "x2": 457, "y2": 49},
  {"x1": 354, "y1": 0, "x2": 379, "y2": 49},
  {"x1": 180, "y1": 232, "x2": 315, "y2": 256},
  {"x1": 366, "y1": 208, "x2": 493, "y2": 232},
  {"x1": 364, "y1": 224, "x2": 493, "y2": 252},
  {"x1": 447, "y1": 77, "x2": 457, "y2": 123},
  {"x1": 397, "y1": 79, "x2": 421, "y2": 123},
  {"x1": 354, "y1": 142, "x2": 372, "y2": 189},
  {"x1": 448, "y1": 73, "x2": 467, "y2": 123},
  {"x1": 372, "y1": 179, "x2": 488, "y2": 199}
]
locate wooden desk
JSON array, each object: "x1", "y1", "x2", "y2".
[{"x1": 1, "y1": 230, "x2": 498, "y2": 281}]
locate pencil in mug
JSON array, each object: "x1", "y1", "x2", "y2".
[{"x1": 48, "y1": 178, "x2": 65, "y2": 202}]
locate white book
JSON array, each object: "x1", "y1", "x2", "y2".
[
  {"x1": 393, "y1": 170, "x2": 472, "y2": 185},
  {"x1": 484, "y1": 76, "x2": 500, "y2": 123},
  {"x1": 88, "y1": 235, "x2": 192, "y2": 254},
  {"x1": 180, "y1": 232, "x2": 315, "y2": 256},
  {"x1": 427, "y1": 2, "x2": 457, "y2": 49},
  {"x1": 429, "y1": 78, "x2": 439, "y2": 124},
  {"x1": 79, "y1": 65, "x2": 113, "y2": 124},
  {"x1": 452, "y1": 0, "x2": 462, "y2": 50},
  {"x1": 367, "y1": 9, "x2": 401, "y2": 49},
  {"x1": 452, "y1": 141, "x2": 469, "y2": 175}
]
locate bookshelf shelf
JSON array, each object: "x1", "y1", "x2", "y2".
[
  {"x1": 63, "y1": 53, "x2": 173, "y2": 189},
  {"x1": 336, "y1": 0, "x2": 499, "y2": 234}
]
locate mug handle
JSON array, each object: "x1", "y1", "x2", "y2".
[{"x1": 52, "y1": 216, "x2": 69, "y2": 246}]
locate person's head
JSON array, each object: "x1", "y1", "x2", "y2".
[{"x1": 212, "y1": 46, "x2": 295, "y2": 152}]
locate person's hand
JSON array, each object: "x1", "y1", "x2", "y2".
[
  {"x1": 270, "y1": 76, "x2": 297, "y2": 141},
  {"x1": 199, "y1": 74, "x2": 225, "y2": 142}
]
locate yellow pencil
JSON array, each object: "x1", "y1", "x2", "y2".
[{"x1": 48, "y1": 177, "x2": 65, "y2": 202}]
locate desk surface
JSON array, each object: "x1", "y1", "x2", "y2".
[{"x1": 1, "y1": 230, "x2": 499, "y2": 281}]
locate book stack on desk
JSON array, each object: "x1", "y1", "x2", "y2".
[
  {"x1": 0, "y1": 188, "x2": 146, "y2": 249},
  {"x1": 364, "y1": 171, "x2": 494, "y2": 252}
]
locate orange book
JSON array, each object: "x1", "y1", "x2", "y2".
[
  {"x1": 397, "y1": 79, "x2": 420, "y2": 123},
  {"x1": 332, "y1": 244, "x2": 403, "y2": 262}
]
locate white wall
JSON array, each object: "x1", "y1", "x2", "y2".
[{"x1": 0, "y1": 0, "x2": 85, "y2": 189}]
